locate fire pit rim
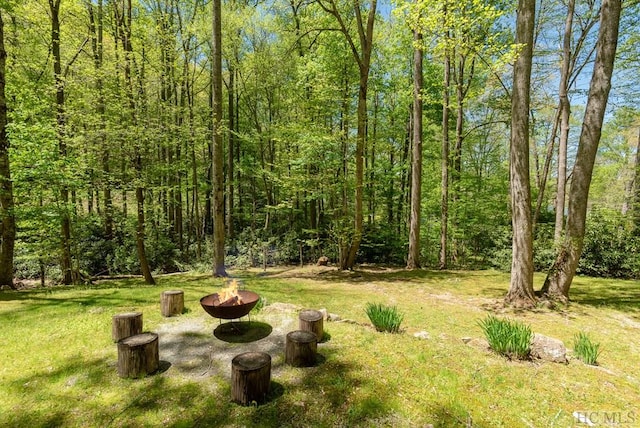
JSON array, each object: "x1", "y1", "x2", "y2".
[{"x1": 200, "y1": 290, "x2": 260, "y2": 320}]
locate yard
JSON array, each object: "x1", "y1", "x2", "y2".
[{"x1": 1, "y1": 266, "x2": 639, "y2": 427}]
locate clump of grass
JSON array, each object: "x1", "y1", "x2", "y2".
[
  {"x1": 365, "y1": 303, "x2": 403, "y2": 333},
  {"x1": 478, "y1": 315, "x2": 532, "y2": 360},
  {"x1": 253, "y1": 296, "x2": 266, "y2": 312},
  {"x1": 573, "y1": 332, "x2": 601, "y2": 365}
]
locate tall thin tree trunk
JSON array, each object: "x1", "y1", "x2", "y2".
[
  {"x1": 88, "y1": 0, "x2": 113, "y2": 241},
  {"x1": 119, "y1": 0, "x2": 154, "y2": 284},
  {"x1": 407, "y1": 30, "x2": 423, "y2": 270},
  {"x1": 0, "y1": 12, "x2": 15, "y2": 288},
  {"x1": 212, "y1": 0, "x2": 226, "y2": 276},
  {"x1": 226, "y1": 62, "x2": 235, "y2": 240},
  {"x1": 554, "y1": 0, "x2": 575, "y2": 243},
  {"x1": 541, "y1": 0, "x2": 621, "y2": 300},
  {"x1": 505, "y1": 0, "x2": 536, "y2": 307},
  {"x1": 440, "y1": 44, "x2": 451, "y2": 270},
  {"x1": 50, "y1": 0, "x2": 74, "y2": 285},
  {"x1": 630, "y1": 129, "x2": 640, "y2": 226}
]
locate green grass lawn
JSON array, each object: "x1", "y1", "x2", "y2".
[{"x1": 1, "y1": 267, "x2": 639, "y2": 427}]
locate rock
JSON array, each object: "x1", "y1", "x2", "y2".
[
  {"x1": 530, "y1": 333, "x2": 567, "y2": 363},
  {"x1": 263, "y1": 302, "x2": 300, "y2": 313},
  {"x1": 317, "y1": 256, "x2": 329, "y2": 266},
  {"x1": 327, "y1": 313, "x2": 341, "y2": 322},
  {"x1": 318, "y1": 308, "x2": 328, "y2": 320},
  {"x1": 461, "y1": 337, "x2": 472, "y2": 344},
  {"x1": 466, "y1": 338, "x2": 490, "y2": 351},
  {"x1": 414, "y1": 331, "x2": 431, "y2": 340}
]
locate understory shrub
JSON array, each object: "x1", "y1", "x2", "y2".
[
  {"x1": 578, "y1": 208, "x2": 640, "y2": 278},
  {"x1": 479, "y1": 315, "x2": 532, "y2": 360},
  {"x1": 573, "y1": 332, "x2": 601, "y2": 365},
  {"x1": 365, "y1": 303, "x2": 403, "y2": 333}
]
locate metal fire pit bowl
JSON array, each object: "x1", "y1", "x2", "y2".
[{"x1": 200, "y1": 290, "x2": 260, "y2": 320}]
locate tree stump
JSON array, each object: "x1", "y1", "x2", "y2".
[
  {"x1": 117, "y1": 332, "x2": 159, "y2": 378},
  {"x1": 112, "y1": 312, "x2": 143, "y2": 342},
  {"x1": 161, "y1": 290, "x2": 184, "y2": 317},
  {"x1": 299, "y1": 309, "x2": 324, "y2": 342},
  {"x1": 231, "y1": 352, "x2": 271, "y2": 406},
  {"x1": 285, "y1": 330, "x2": 317, "y2": 367}
]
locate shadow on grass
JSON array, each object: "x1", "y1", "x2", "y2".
[
  {"x1": 253, "y1": 266, "x2": 481, "y2": 284},
  {"x1": 569, "y1": 277, "x2": 640, "y2": 315}
]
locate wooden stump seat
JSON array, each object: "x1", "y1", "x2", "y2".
[
  {"x1": 299, "y1": 309, "x2": 324, "y2": 342},
  {"x1": 161, "y1": 290, "x2": 184, "y2": 317},
  {"x1": 112, "y1": 312, "x2": 143, "y2": 342},
  {"x1": 285, "y1": 330, "x2": 317, "y2": 367},
  {"x1": 231, "y1": 352, "x2": 271, "y2": 406},
  {"x1": 117, "y1": 332, "x2": 159, "y2": 378}
]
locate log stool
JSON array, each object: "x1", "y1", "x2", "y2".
[
  {"x1": 285, "y1": 330, "x2": 317, "y2": 367},
  {"x1": 161, "y1": 290, "x2": 184, "y2": 317},
  {"x1": 117, "y1": 332, "x2": 159, "y2": 378},
  {"x1": 112, "y1": 312, "x2": 143, "y2": 342},
  {"x1": 299, "y1": 309, "x2": 324, "y2": 342},
  {"x1": 231, "y1": 352, "x2": 271, "y2": 406}
]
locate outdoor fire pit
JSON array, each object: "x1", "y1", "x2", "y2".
[{"x1": 200, "y1": 290, "x2": 260, "y2": 320}]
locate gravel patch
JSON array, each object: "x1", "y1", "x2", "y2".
[{"x1": 155, "y1": 304, "x2": 301, "y2": 380}]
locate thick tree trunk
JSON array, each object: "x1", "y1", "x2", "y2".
[
  {"x1": 407, "y1": 30, "x2": 423, "y2": 270},
  {"x1": 541, "y1": 0, "x2": 621, "y2": 300},
  {"x1": 0, "y1": 12, "x2": 15, "y2": 288},
  {"x1": 212, "y1": 0, "x2": 226, "y2": 276},
  {"x1": 505, "y1": 0, "x2": 536, "y2": 307}
]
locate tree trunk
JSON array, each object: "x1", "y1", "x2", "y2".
[
  {"x1": 212, "y1": 0, "x2": 226, "y2": 276},
  {"x1": 505, "y1": 0, "x2": 536, "y2": 307},
  {"x1": 50, "y1": 0, "x2": 74, "y2": 285},
  {"x1": 407, "y1": 30, "x2": 423, "y2": 270},
  {"x1": 554, "y1": 0, "x2": 574, "y2": 243},
  {"x1": 440, "y1": 39, "x2": 451, "y2": 270},
  {"x1": 541, "y1": 0, "x2": 621, "y2": 300},
  {"x1": 0, "y1": 12, "x2": 15, "y2": 288},
  {"x1": 631, "y1": 129, "x2": 640, "y2": 229},
  {"x1": 118, "y1": 0, "x2": 154, "y2": 285},
  {"x1": 226, "y1": 61, "x2": 235, "y2": 240},
  {"x1": 88, "y1": 0, "x2": 113, "y2": 242}
]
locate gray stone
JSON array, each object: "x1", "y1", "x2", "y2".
[
  {"x1": 327, "y1": 313, "x2": 341, "y2": 322},
  {"x1": 530, "y1": 333, "x2": 567, "y2": 363}
]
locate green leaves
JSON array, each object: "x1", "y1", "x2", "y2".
[
  {"x1": 573, "y1": 332, "x2": 601, "y2": 366},
  {"x1": 365, "y1": 302, "x2": 404, "y2": 333},
  {"x1": 479, "y1": 315, "x2": 532, "y2": 360}
]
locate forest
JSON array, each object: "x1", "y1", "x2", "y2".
[{"x1": 0, "y1": 0, "x2": 639, "y2": 298}]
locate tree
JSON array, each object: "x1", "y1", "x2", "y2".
[
  {"x1": 316, "y1": 0, "x2": 377, "y2": 270},
  {"x1": 212, "y1": 0, "x2": 226, "y2": 276},
  {"x1": 407, "y1": 29, "x2": 423, "y2": 269},
  {"x1": 0, "y1": 9, "x2": 15, "y2": 288},
  {"x1": 541, "y1": 0, "x2": 622, "y2": 301},
  {"x1": 49, "y1": 0, "x2": 74, "y2": 285},
  {"x1": 115, "y1": 0, "x2": 155, "y2": 285},
  {"x1": 505, "y1": 0, "x2": 536, "y2": 307}
]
